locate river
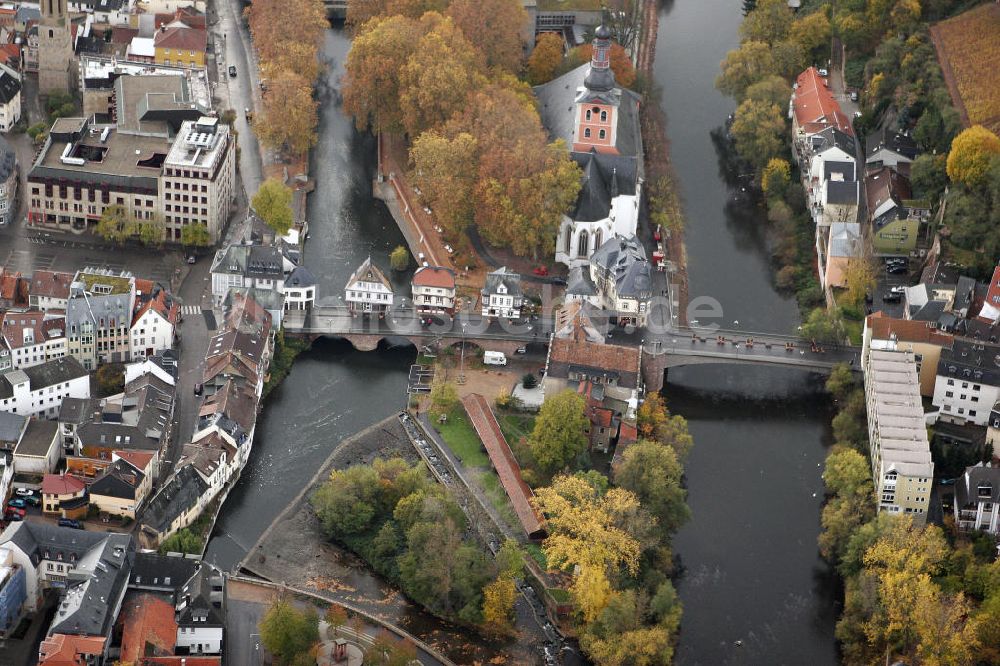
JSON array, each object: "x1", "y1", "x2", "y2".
[
  {"x1": 653, "y1": 0, "x2": 839, "y2": 663},
  {"x1": 205, "y1": 4, "x2": 841, "y2": 664}
]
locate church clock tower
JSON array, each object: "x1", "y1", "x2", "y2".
[
  {"x1": 38, "y1": 0, "x2": 74, "y2": 95},
  {"x1": 572, "y1": 24, "x2": 622, "y2": 155}
]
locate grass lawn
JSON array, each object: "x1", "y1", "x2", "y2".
[
  {"x1": 843, "y1": 319, "x2": 863, "y2": 346},
  {"x1": 435, "y1": 406, "x2": 489, "y2": 467},
  {"x1": 498, "y1": 412, "x2": 535, "y2": 447},
  {"x1": 525, "y1": 543, "x2": 548, "y2": 569},
  {"x1": 476, "y1": 469, "x2": 521, "y2": 532}
]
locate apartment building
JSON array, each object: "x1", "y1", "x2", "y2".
[
  {"x1": 863, "y1": 312, "x2": 954, "y2": 396},
  {"x1": 1, "y1": 311, "x2": 66, "y2": 370},
  {"x1": 863, "y1": 349, "x2": 933, "y2": 525},
  {"x1": 932, "y1": 339, "x2": 1000, "y2": 426},
  {"x1": 0, "y1": 358, "x2": 90, "y2": 419},
  {"x1": 66, "y1": 271, "x2": 136, "y2": 370}
]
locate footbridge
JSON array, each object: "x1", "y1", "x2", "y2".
[{"x1": 283, "y1": 307, "x2": 859, "y2": 391}]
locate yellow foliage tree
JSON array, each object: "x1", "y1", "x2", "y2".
[
  {"x1": 255, "y1": 71, "x2": 319, "y2": 156},
  {"x1": 947, "y1": 125, "x2": 1000, "y2": 189},
  {"x1": 527, "y1": 32, "x2": 564, "y2": 85},
  {"x1": 761, "y1": 158, "x2": 791, "y2": 198},
  {"x1": 481, "y1": 577, "x2": 516, "y2": 632}
]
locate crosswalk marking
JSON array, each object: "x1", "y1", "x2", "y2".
[{"x1": 181, "y1": 305, "x2": 202, "y2": 315}]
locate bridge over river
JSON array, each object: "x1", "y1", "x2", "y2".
[{"x1": 284, "y1": 307, "x2": 859, "y2": 391}]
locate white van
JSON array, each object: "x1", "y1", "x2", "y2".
[{"x1": 484, "y1": 351, "x2": 507, "y2": 366}]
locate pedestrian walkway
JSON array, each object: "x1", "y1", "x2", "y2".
[
  {"x1": 316, "y1": 620, "x2": 364, "y2": 666},
  {"x1": 180, "y1": 305, "x2": 202, "y2": 315}
]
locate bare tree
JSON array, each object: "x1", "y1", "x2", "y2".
[{"x1": 605, "y1": 1, "x2": 641, "y2": 52}]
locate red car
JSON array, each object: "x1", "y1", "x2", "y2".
[
  {"x1": 4, "y1": 507, "x2": 25, "y2": 521},
  {"x1": 533, "y1": 266, "x2": 549, "y2": 276}
]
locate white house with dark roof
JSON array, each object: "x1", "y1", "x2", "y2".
[
  {"x1": 282, "y1": 265, "x2": 316, "y2": 311},
  {"x1": 866, "y1": 126, "x2": 919, "y2": 170},
  {"x1": 28, "y1": 270, "x2": 74, "y2": 312},
  {"x1": 0, "y1": 65, "x2": 21, "y2": 133},
  {"x1": 1, "y1": 310, "x2": 66, "y2": 370},
  {"x1": 481, "y1": 267, "x2": 523, "y2": 319},
  {"x1": 533, "y1": 25, "x2": 643, "y2": 267},
  {"x1": 954, "y1": 463, "x2": 1000, "y2": 534},
  {"x1": 0, "y1": 357, "x2": 90, "y2": 419},
  {"x1": 589, "y1": 235, "x2": 653, "y2": 327},
  {"x1": 345, "y1": 256, "x2": 393, "y2": 316},
  {"x1": 932, "y1": 339, "x2": 1000, "y2": 426}
]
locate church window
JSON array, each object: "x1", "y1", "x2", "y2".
[
  {"x1": 584, "y1": 128, "x2": 591, "y2": 138},
  {"x1": 599, "y1": 129, "x2": 606, "y2": 140},
  {"x1": 585, "y1": 110, "x2": 591, "y2": 121},
  {"x1": 595, "y1": 229, "x2": 603, "y2": 248},
  {"x1": 578, "y1": 232, "x2": 589, "y2": 257},
  {"x1": 600, "y1": 110, "x2": 607, "y2": 122}
]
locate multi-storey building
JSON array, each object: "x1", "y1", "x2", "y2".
[
  {"x1": 345, "y1": 256, "x2": 393, "y2": 317},
  {"x1": 411, "y1": 266, "x2": 455, "y2": 316},
  {"x1": 27, "y1": 115, "x2": 234, "y2": 244},
  {"x1": 0, "y1": 310, "x2": 66, "y2": 370},
  {"x1": 0, "y1": 137, "x2": 16, "y2": 226},
  {"x1": 28, "y1": 270, "x2": 74, "y2": 312},
  {"x1": 863, "y1": 313, "x2": 954, "y2": 397},
  {"x1": 130, "y1": 285, "x2": 177, "y2": 360},
  {"x1": 0, "y1": 357, "x2": 90, "y2": 419},
  {"x1": 932, "y1": 339, "x2": 1000, "y2": 426},
  {"x1": 862, "y1": 349, "x2": 933, "y2": 525},
  {"x1": 589, "y1": 235, "x2": 653, "y2": 328},
  {"x1": 954, "y1": 463, "x2": 1000, "y2": 535},
  {"x1": 66, "y1": 270, "x2": 136, "y2": 370},
  {"x1": 481, "y1": 267, "x2": 523, "y2": 320}
]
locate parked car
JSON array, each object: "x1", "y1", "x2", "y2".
[
  {"x1": 4, "y1": 509, "x2": 23, "y2": 522},
  {"x1": 850, "y1": 91, "x2": 858, "y2": 102},
  {"x1": 23, "y1": 495, "x2": 40, "y2": 507},
  {"x1": 818, "y1": 67, "x2": 829, "y2": 77},
  {"x1": 887, "y1": 264, "x2": 907, "y2": 274},
  {"x1": 14, "y1": 488, "x2": 34, "y2": 497},
  {"x1": 194, "y1": 383, "x2": 203, "y2": 396},
  {"x1": 228, "y1": 65, "x2": 237, "y2": 77},
  {"x1": 58, "y1": 518, "x2": 83, "y2": 529},
  {"x1": 882, "y1": 292, "x2": 902, "y2": 303},
  {"x1": 515, "y1": 346, "x2": 527, "y2": 354},
  {"x1": 187, "y1": 255, "x2": 197, "y2": 264},
  {"x1": 7, "y1": 498, "x2": 26, "y2": 509},
  {"x1": 533, "y1": 266, "x2": 549, "y2": 277}
]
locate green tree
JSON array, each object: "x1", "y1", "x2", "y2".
[
  {"x1": 637, "y1": 393, "x2": 693, "y2": 459},
  {"x1": 730, "y1": 98, "x2": 786, "y2": 174},
  {"x1": 181, "y1": 223, "x2": 212, "y2": 247},
  {"x1": 157, "y1": 528, "x2": 203, "y2": 555},
  {"x1": 825, "y1": 363, "x2": 856, "y2": 401},
  {"x1": 95, "y1": 363, "x2": 125, "y2": 396},
  {"x1": 800, "y1": 306, "x2": 845, "y2": 343},
  {"x1": 529, "y1": 390, "x2": 589, "y2": 472},
  {"x1": 95, "y1": 205, "x2": 138, "y2": 244},
  {"x1": 716, "y1": 40, "x2": 776, "y2": 100},
  {"x1": 947, "y1": 125, "x2": 1000, "y2": 189},
  {"x1": 428, "y1": 379, "x2": 458, "y2": 416},
  {"x1": 745, "y1": 74, "x2": 791, "y2": 108},
  {"x1": 761, "y1": 158, "x2": 791, "y2": 199},
  {"x1": 526, "y1": 32, "x2": 564, "y2": 85},
  {"x1": 252, "y1": 178, "x2": 294, "y2": 237},
  {"x1": 311, "y1": 464, "x2": 380, "y2": 536},
  {"x1": 495, "y1": 539, "x2": 524, "y2": 579},
  {"x1": 910, "y1": 153, "x2": 948, "y2": 201},
  {"x1": 137, "y1": 217, "x2": 165, "y2": 247},
  {"x1": 258, "y1": 597, "x2": 319, "y2": 666},
  {"x1": 789, "y1": 10, "x2": 831, "y2": 55},
  {"x1": 389, "y1": 245, "x2": 410, "y2": 272},
  {"x1": 614, "y1": 439, "x2": 690, "y2": 534},
  {"x1": 832, "y1": 389, "x2": 867, "y2": 447}
]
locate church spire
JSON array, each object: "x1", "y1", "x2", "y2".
[{"x1": 584, "y1": 23, "x2": 616, "y2": 92}]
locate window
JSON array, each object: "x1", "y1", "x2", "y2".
[
  {"x1": 584, "y1": 128, "x2": 591, "y2": 138},
  {"x1": 600, "y1": 110, "x2": 607, "y2": 122},
  {"x1": 585, "y1": 109, "x2": 592, "y2": 121},
  {"x1": 970, "y1": 410, "x2": 977, "y2": 417},
  {"x1": 599, "y1": 129, "x2": 606, "y2": 139},
  {"x1": 947, "y1": 379, "x2": 954, "y2": 386},
  {"x1": 946, "y1": 391, "x2": 953, "y2": 398}
]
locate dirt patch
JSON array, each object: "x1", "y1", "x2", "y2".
[{"x1": 930, "y1": 4, "x2": 1000, "y2": 132}]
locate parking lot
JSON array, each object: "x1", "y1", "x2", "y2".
[{"x1": 870, "y1": 257, "x2": 915, "y2": 318}]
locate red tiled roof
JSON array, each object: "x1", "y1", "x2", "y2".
[
  {"x1": 2, "y1": 310, "x2": 64, "y2": 350},
  {"x1": 42, "y1": 473, "x2": 86, "y2": 496},
  {"x1": 865, "y1": 312, "x2": 954, "y2": 346},
  {"x1": 134, "y1": 278, "x2": 155, "y2": 296},
  {"x1": 133, "y1": 290, "x2": 178, "y2": 327},
  {"x1": 114, "y1": 450, "x2": 155, "y2": 472},
  {"x1": 154, "y1": 8, "x2": 206, "y2": 29},
  {"x1": 120, "y1": 594, "x2": 177, "y2": 664},
  {"x1": 591, "y1": 405, "x2": 614, "y2": 428},
  {"x1": 154, "y1": 25, "x2": 207, "y2": 53},
  {"x1": 29, "y1": 270, "x2": 74, "y2": 300},
  {"x1": 140, "y1": 658, "x2": 221, "y2": 666},
  {"x1": 984, "y1": 265, "x2": 1000, "y2": 311},
  {"x1": 39, "y1": 634, "x2": 106, "y2": 666},
  {"x1": 111, "y1": 26, "x2": 138, "y2": 44},
  {"x1": 550, "y1": 335, "x2": 640, "y2": 377},
  {"x1": 793, "y1": 67, "x2": 854, "y2": 137},
  {"x1": 412, "y1": 266, "x2": 455, "y2": 289},
  {"x1": 462, "y1": 393, "x2": 545, "y2": 538},
  {"x1": 0, "y1": 269, "x2": 27, "y2": 304}
]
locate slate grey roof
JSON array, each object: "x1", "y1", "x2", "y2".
[
  {"x1": 284, "y1": 265, "x2": 316, "y2": 289},
  {"x1": 0, "y1": 522, "x2": 133, "y2": 638},
  {"x1": 481, "y1": 267, "x2": 523, "y2": 299},
  {"x1": 59, "y1": 397, "x2": 100, "y2": 426},
  {"x1": 936, "y1": 339, "x2": 1000, "y2": 386},
  {"x1": 16, "y1": 6, "x2": 40, "y2": 23},
  {"x1": 910, "y1": 299, "x2": 946, "y2": 323},
  {"x1": 571, "y1": 151, "x2": 639, "y2": 221},
  {"x1": 867, "y1": 126, "x2": 919, "y2": 162},
  {"x1": 826, "y1": 180, "x2": 859, "y2": 206},
  {"x1": 141, "y1": 465, "x2": 208, "y2": 535},
  {"x1": 129, "y1": 552, "x2": 199, "y2": 593},
  {"x1": 14, "y1": 420, "x2": 57, "y2": 458},
  {"x1": 0, "y1": 136, "x2": 15, "y2": 183},
  {"x1": 77, "y1": 0, "x2": 127, "y2": 12},
  {"x1": 75, "y1": 374, "x2": 174, "y2": 452},
  {"x1": 176, "y1": 562, "x2": 224, "y2": 628},
  {"x1": 0, "y1": 72, "x2": 20, "y2": 107},
  {"x1": 0, "y1": 357, "x2": 88, "y2": 399},
  {"x1": 954, "y1": 276, "x2": 977, "y2": 313},
  {"x1": 590, "y1": 236, "x2": 652, "y2": 299},
  {"x1": 566, "y1": 266, "x2": 597, "y2": 297},
  {"x1": 211, "y1": 243, "x2": 283, "y2": 281},
  {"x1": 223, "y1": 286, "x2": 284, "y2": 313},
  {"x1": 956, "y1": 463, "x2": 1000, "y2": 508},
  {"x1": 811, "y1": 126, "x2": 856, "y2": 158},
  {"x1": 0, "y1": 411, "x2": 26, "y2": 444},
  {"x1": 90, "y1": 457, "x2": 144, "y2": 500},
  {"x1": 823, "y1": 160, "x2": 855, "y2": 181}
]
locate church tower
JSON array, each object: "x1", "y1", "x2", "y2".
[
  {"x1": 38, "y1": 0, "x2": 74, "y2": 95},
  {"x1": 572, "y1": 24, "x2": 622, "y2": 155}
]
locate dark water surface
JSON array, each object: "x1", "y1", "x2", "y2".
[{"x1": 654, "y1": 1, "x2": 839, "y2": 664}]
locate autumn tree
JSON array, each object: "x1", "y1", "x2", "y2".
[
  {"x1": 800, "y1": 306, "x2": 845, "y2": 343},
  {"x1": 947, "y1": 125, "x2": 1000, "y2": 189},
  {"x1": 761, "y1": 158, "x2": 791, "y2": 199},
  {"x1": 387, "y1": 0, "x2": 447, "y2": 19},
  {"x1": 614, "y1": 439, "x2": 689, "y2": 534},
  {"x1": 739, "y1": 0, "x2": 792, "y2": 44},
  {"x1": 345, "y1": 0, "x2": 387, "y2": 27},
  {"x1": 429, "y1": 378, "x2": 458, "y2": 416},
  {"x1": 825, "y1": 363, "x2": 856, "y2": 402},
  {"x1": 532, "y1": 475, "x2": 643, "y2": 622},
  {"x1": 527, "y1": 32, "x2": 564, "y2": 85},
  {"x1": 481, "y1": 577, "x2": 516, "y2": 633},
  {"x1": 843, "y1": 255, "x2": 876, "y2": 309},
  {"x1": 389, "y1": 246, "x2": 410, "y2": 271},
  {"x1": 181, "y1": 223, "x2": 212, "y2": 247},
  {"x1": 398, "y1": 16, "x2": 486, "y2": 136},
  {"x1": 258, "y1": 597, "x2": 319, "y2": 666},
  {"x1": 529, "y1": 390, "x2": 589, "y2": 472},
  {"x1": 343, "y1": 14, "x2": 421, "y2": 133},
  {"x1": 446, "y1": 0, "x2": 527, "y2": 73},
  {"x1": 255, "y1": 71, "x2": 319, "y2": 156},
  {"x1": 730, "y1": 98, "x2": 787, "y2": 174},
  {"x1": 252, "y1": 178, "x2": 294, "y2": 237},
  {"x1": 636, "y1": 393, "x2": 693, "y2": 459},
  {"x1": 580, "y1": 588, "x2": 677, "y2": 666},
  {"x1": 744, "y1": 74, "x2": 791, "y2": 108},
  {"x1": 409, "y1": 131, "x2": 479, "y2": 236},
  {"x1": 571, "y1": 42, "x2": 637, "y2": 89},
  {"x1": 95, "y1": 205, "x2": 138, "y2": 244},
  {"x1": 788, "y1": 10, "x2": 831, "y2": 55},
  {"x1": 716, "y1": 41, "x2": 776, "y2": 100}
]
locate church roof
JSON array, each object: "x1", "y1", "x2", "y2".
[{"x1": 571, "y1": 151, "x2": 639, "y2": 222}]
